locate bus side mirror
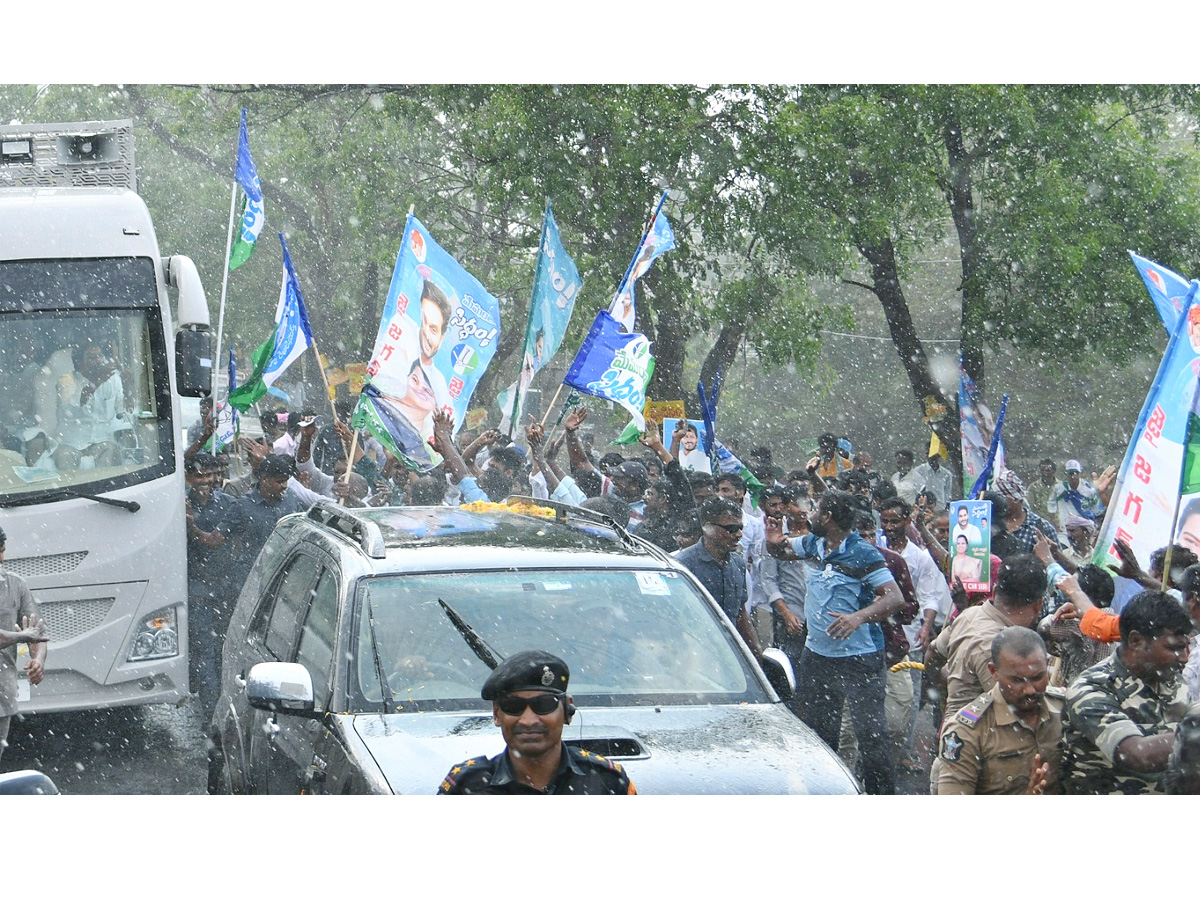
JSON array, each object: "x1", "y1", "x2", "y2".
[
  {"x1": 166, "y1": 255, "x2": 213, "y2": 398},
  {"x1": 176, "y1": 325, "x2": 213, "y2": 398}
]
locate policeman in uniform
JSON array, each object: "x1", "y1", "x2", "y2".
[
  {"x1": 936, "y1": 627, "x2": 1064, "y2": 795},
  {"x1": 437, "y1": 650, "x2": 636, "y2": 795}
]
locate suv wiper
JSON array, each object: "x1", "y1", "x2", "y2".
[
  {"x1": 438, "y1": 598, "x2": 503, "y2": 671},
  {"x1": 20, "y1": 487, "x2": 140, "y2": 513},
  {"x1": 365, "y1": 594, "x2": 393, "y2": 715}
]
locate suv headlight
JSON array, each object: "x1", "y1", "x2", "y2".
[{"x1": 127, "y1": 606, "x2": 179, "y2": 662}]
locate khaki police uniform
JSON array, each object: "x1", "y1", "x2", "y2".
[
  {"x1": 931, "y1": 602, "x2": 1018, "y2": 730},
  {"x1": 927, "y1": 601, "x2": 1019, "y2": 793},
  {"x1": 935, "y1": 682, "x2": 1064, "y2": 795}
]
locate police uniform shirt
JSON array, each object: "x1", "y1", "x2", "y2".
[
  {"x1": 936, "y1": 682, "x2": 1064, "y2": 795},
  {"x1": 930, "y1": 601, "x2": 1016, "y2": 731},
  {"x1": 437, "y1": 745, "x2": 637, "y2": 795},
  {"x1": 1061, "y1": 649, "x2": 1190, "y2": 795}
]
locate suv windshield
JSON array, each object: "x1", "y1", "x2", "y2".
[
  {"x1": 351, "y1": 568, "x2": 768, "y2": 712},
  {"x1": 0, "y1": 259, "x2": 174, "y2": 501}
]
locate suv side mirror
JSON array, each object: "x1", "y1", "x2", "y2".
[
  {"x1": 759, "y1": 647, "x2": 796, "y2": 701},
  {"x1": 247, "y1": 661, "x2": 319, "y2": 717}
]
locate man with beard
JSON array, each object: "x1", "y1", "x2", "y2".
[
  {"x1": 1061, "y1": 589, "x2": 1193, "y2": 794},
  {"x1": 766, "y1": 489, "x2": 905, "y2": 794},
  {"x1": 936, "y1": 627, "x2": 1063, "y2": 795}
]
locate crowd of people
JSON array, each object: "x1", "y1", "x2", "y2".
[{"x1": 173, "y1": 397, "x2": 1200, "y2": 794}]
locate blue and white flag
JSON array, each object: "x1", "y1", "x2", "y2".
[
  {"x1": 498, "y1": 203, "x2": 582, "y2": 433},
  {"x1": 958, "y1": 365, "x2": 1005, "y2": 497},
  {"x1": 608, "y1": 196, "x2": 676, "y2": 333},
  {"x1": 1130, "y1": 251, "x2": 1191, "y2": 334},
  {"x1": 229, "y1": 109, "x2": 264, "y2": 271},
  {"x1": 227, "y1": 234, "x2": 313, "y2": 410},
  {"x1": 564, "y1": 311, "x2": 655, "y2": 431},
  {"x1": 968, "y1": 394, "x2": 1009, "y2": 499},
  {"x1": 354, "y1": 215, "x2": 502, "y2": 471}
]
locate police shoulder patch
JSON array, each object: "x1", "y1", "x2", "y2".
[
  {"x1": 955, "y1": 693, "x2": 993, "y2": 728},
  {"x1": 941, "y1": 731, "x2": 965, "y2": 762}
]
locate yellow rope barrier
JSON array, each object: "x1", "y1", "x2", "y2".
[{"x1": 890, "y1": 660, "x2": 925, "y2": 673}]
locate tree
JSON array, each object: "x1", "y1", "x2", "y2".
[{"x1": 751, "y1": 85, "x2": 1200, "y2": 473}]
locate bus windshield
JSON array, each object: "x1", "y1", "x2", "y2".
[{"x1": 0, "y1": 259, "x2": 176, "y2": 501}]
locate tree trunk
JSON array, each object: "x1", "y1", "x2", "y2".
[
  {"x1": 944, "y1": 121, "x2": 986, "y2": 392},
  {"x1": 644, "y1": 281, "x2": 687, "y2": 408},
  {"x1": 857, "y1": 238, "x2": 963, "y2": 478},
  {"x1": 695, "y1": 322, "x2": 747, "y2": 419}
]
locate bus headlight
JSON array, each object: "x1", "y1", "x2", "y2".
[{"x1": 127, "y1": 607, "x2": 179, "y2": 662}]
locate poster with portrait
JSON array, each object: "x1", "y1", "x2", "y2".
[
  {"x1": 949, "y1": 499, "x2": 992, "y2": 592},
  {"x1": 354, "y1": 215, "x2": 501, "y2": 472},
  {"x1": 663, "y1": 417, "x2": 710, "y2": 474}
]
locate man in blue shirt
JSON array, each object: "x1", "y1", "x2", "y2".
[
  {"x1": 767, "y1": 489, "x2": 905, "y2": 794},
  {"x1": 675, "y1": 496, "x2": 763, "y2": 661}
]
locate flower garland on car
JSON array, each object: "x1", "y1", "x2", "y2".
[{"x1": 460, "y1": 499, "x2": 558, "y2": 519}]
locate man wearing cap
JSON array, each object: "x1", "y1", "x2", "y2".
[
  {"x1": 437, "y1": 650, "x2": 636, "y2": 794},
  {"x1": 814, "y1": 432, "x2": 852, "y2": 481},
  {"x1": 225, "y1": 453, "x2": 308, "y2": 591},
  {"x1": 1048, "y1": 459, "x2": 1104, "y2": 531},
  {"x1": 0, "y1": 526, "x2": 49, "y2": 761}
]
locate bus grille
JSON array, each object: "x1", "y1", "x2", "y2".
[
  {"x1": 37, "y1": 597, "x2": 115, "y2": 642},
  {"x1": 4, "y1": 551, "x2": 88, "y2": 578}
]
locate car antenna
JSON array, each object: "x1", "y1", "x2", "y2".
[{"x1": 438, "y1": 598, "x2": 503, "y2": 670}]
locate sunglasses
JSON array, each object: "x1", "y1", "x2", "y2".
[
  {"x1": 710, "y1": 522, "x2": 743, "y2": 534},
  {"x1": 497, "y1": 693, "x2": 562, "y2": 716}
]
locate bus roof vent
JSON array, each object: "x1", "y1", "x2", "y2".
[{"x1": 0, "y1": 120, "x2": 136, "y2": 191}]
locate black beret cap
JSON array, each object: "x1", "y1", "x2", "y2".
[{"x1": 481, "y1": 650, "x2": 570, "y2": 700}]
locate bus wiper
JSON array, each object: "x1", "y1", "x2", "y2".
[
  {"x1": 45, "y1": 488, "x2": 140, "y2": 513},
  {"x1": 438, "y1": 598, "x2": 503, "y2": 671}
]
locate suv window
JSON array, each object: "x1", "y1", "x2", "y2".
[
  {"x1": 249, "y1": 552, "x2": 319, "y2": 660},
  {"x1": 295, "y1": 568, "x2": 339, "y2": 712}
]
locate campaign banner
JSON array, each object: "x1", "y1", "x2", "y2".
[
  {"x1": 355, "y1": 215, "x2": 501, "y2": 471},
  {"x1": 663, "y1": 417, "x2": 710, "y2": 472},
  {"x1": 958, "y1": 365, "x2": 1004, "y2": 496},
  {"x1": 949, "y1": 499, "x2": 992, "y2": 593},
  {"x1": 498, "y1": 204, "x2": 582, "y2": 433},
  {"x1": 1093, "y1": 282, "x2": 1200, "y2": 573},
  {"x1": 1130, "y1": 251, "x2": 1190, "y2": 334},
  {"x1": 229, "y1": 108, "x2": 264, "y2": 271},
  {"x1": 563, "y1": 310, "x2": 654, "y2": 431}
]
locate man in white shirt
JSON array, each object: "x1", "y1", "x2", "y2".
[
  {"x1": 911, "y1": 453, "x2": 955, "y2": 510},
  {"x1": 879, "y1": 496, "x2": 953, "y2": 769},
  {"x1": 891, "y1": 449, "x2": 923, "y2": 505}
]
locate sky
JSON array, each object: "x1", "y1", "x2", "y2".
[{"x1": 7, "y1": 2, "x2": 1188, "y2": 84}]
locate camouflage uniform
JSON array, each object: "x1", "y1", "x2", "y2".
[
  {"x1": 936, "y1": 682, "x2": 1064, "y2": 795},
  {"x1": 1061, "y1": 650, "x2": 1190, "y2": 795}
]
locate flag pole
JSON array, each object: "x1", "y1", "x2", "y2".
[
  {"x1": 539, "y1": 382, "x2": 566, "y2": 429},
  {"x1": 1163, "y1": 372, "x2": 1200, "y2": 588},
  {"x1": 212, "y1": 178, "x2": 239, "y2": 405}
]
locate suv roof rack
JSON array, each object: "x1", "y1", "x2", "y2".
[{"x1": 306, "y1": 501, "x2": 386, "y2": 559}]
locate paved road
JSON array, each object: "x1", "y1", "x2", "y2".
[
  {"x1": 3, "y1": 700, "x2": 209, "y2": 794},
  {"x1": 2, "y1": 697, "x2": 938, "y2": 795}
]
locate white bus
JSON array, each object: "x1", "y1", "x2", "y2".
[{"x1": 0, "y1": 120, "x2": 212, "y2": 712}]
